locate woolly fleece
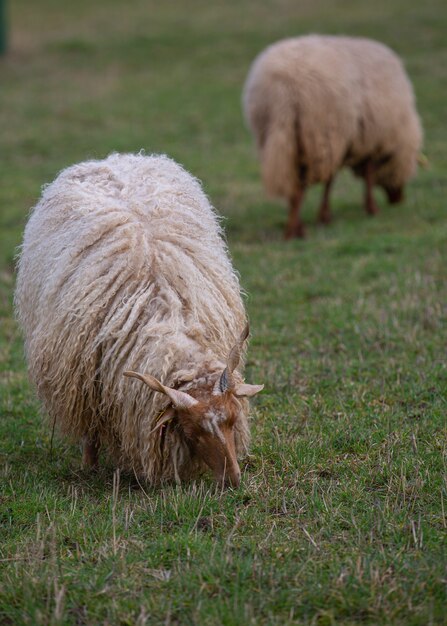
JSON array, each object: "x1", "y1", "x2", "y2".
[
  {"x1": 243, "y1": 35, "x2": 423, "y2": 199},
  {"x1": 15, "y1": 153, "x2": 249, "y2": 484}
]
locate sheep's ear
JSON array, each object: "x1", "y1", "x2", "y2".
[
  {"x1": 123, "y1": 371, "x2": 198, "y2": 410},
  {"x1": 150, "y1": 407, "x2": 176, "y2": 434},
  {"x1": 233, "y1": 383, "x2": 264, "y2": 398}
]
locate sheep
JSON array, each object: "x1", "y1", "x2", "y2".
[
  {"x1": 243, "y1": 35, "x2": 423, "y2": 238},
  {"x1": 15, "y1": 153, "x2": 263, "y2": 488}
]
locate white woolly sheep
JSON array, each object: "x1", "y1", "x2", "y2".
[
  {"x1": 243, "y1": 35, "x2": 423, "y2": 238},
  {"x1": 15, "y1": 153, "x2": 263, "y2": 487}
]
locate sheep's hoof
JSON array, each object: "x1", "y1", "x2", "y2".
[
  {"x1": 317, "y1": 212, "x2": 332, "y2": 225},
  {"x1": 366, "y1": 203, "x2": 379, "y2": 216},
  {"x1": 284, "y1": 225, "x2": 306, "y2": 239},
  {"x1": 82, "y1": 436, "x2": 99, "y2": 469}
]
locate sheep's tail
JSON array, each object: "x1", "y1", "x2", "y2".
[{"x1": 259, "y1": 110, "x2": 299, "y2": 200}]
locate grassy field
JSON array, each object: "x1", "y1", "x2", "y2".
[{"x1": 1, "y1": 0, "x2": 446, "y2": 624}]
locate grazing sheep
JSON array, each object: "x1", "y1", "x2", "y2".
[
  {"x1": 243, "y1": 35, "x2": 423, "y2": 238},
  {"x1": 15, "y1": 153, "x2": 263, "y2": 487}
]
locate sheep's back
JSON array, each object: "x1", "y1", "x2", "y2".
[
  {"x1": 339, "y1": 37, "x2": 422, "y2": 176},
  {"x1": 243, "y1": 36, "x2": 361, "y2": 186},
  {"x1": 15, "y1": 153, "x2": 245, "y2": 448},
  {"x1": 243, "y1": 35, "x2": 422, "y2": 187}
]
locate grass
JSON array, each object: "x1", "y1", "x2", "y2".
[{"x1": 1, "y1": 0, "x2": 446, "y2": 624}]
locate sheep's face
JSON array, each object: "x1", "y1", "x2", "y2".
[
  {"x1": 177, "y1": 392, "x2": 248, "y2": 488},
  {"x1": 384, "y1": 185, "x2": 404, "y2": 205},
  {"x1": 123, "y1": 323, "x2": 263, "y2": 487}
]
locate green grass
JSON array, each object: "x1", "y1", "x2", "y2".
[{"x1": 1, "y1": 0, "x2": 446, "y2": 624}]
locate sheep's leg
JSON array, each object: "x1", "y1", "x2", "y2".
[
  {"x1": 317, "y1": 178, "x2": 333, "y2": 224},
  {"x1": 285, "y1": 188, "x2": 305, "y2": 239},
  {"x1": 82, "y1": 433, "x2": 100, "y2": 468},
  {"x1": 364, "y1": 161, "x2": 379, "y2": 215}
]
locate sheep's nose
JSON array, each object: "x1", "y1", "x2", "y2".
[
  {"x1": 225, "y1": 467, "x2": 241, "y2": 489},
  {"x1": 215, "y1": 459, "x2": 241, "y2": 488}
]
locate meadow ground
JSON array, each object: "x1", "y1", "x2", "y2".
[{"x1": 0, "y1": 1, "x2": 446, "y2": 624}]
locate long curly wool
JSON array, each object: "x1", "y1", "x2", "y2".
[
  {"x1": 15, "y1": 153, "x2": 248, "y2": 483},
  {"x1": 243, "y1": 35, "x2": 423, "y2": 197}
]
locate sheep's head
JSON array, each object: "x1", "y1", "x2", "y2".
[
  {"x1": 384, "y1": 185, "x2": 404, "y2": 205},
  {"x1": 123, "y1": 324, "x2": 263, "y2": 488}
]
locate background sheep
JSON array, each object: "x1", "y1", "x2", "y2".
[
  {"x1": 15, "y1": 153, "x2": 263, "y2": 487},
  {"x1": 243, "y1": 35, "x2": 423, "y2": 238}
]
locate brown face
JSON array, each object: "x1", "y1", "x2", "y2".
[
  {"x1": 177, "y1": 394, "x2": 242, "y2": 488},
  {"x1": 123, "y1": 323, "x2": 264, "y2": 488}
]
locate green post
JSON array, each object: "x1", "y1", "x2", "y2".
[{"x1": 0, "y1": 0, "x2": 7, "y2": 55}]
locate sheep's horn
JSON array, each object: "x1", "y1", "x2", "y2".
[
  {"x1": 123, "y1": 371, "x2": 198, "y2": 410},
  {"x1": 216, "y1": 323, "x2": 250, "y2": 393}
]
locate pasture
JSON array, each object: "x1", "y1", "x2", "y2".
[{"x1": 0, "y1": 0, "x2": 446, "y2": 624}]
